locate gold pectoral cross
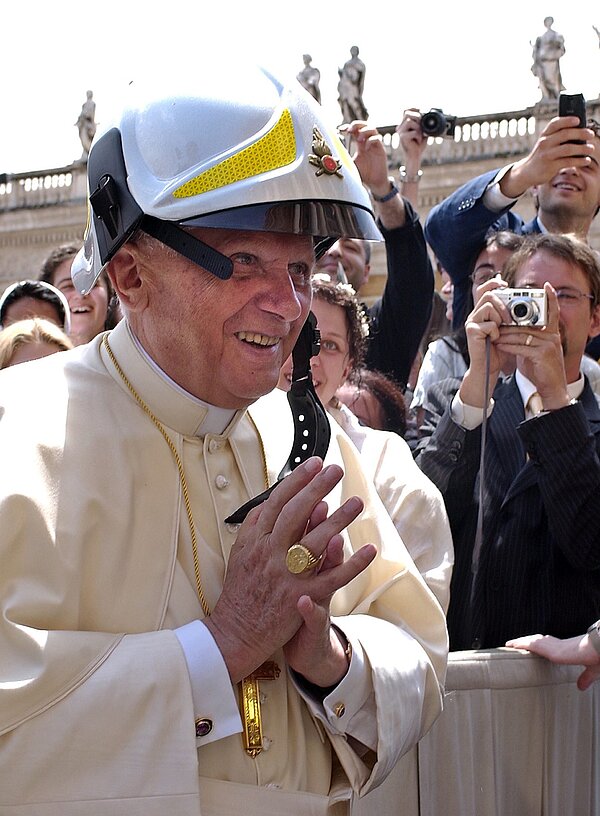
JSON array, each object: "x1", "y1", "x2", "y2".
[{"x1": 239, "y1": 660, "x2": 280, "y2": 756}]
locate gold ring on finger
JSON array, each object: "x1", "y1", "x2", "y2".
[
  {"x1": 286, "y1": 543, "x2": 323, "y2": 575},
  {"x1": 525, "y1": 334, "x2": 533, "y2": 346}
]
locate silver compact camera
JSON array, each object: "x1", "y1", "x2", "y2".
[{"x1": 497, "y1": 288, "x2": 548, "y2": 327}]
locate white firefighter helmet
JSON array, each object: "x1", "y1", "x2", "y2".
[{"x1": 72, "y1": 65, "x2": 381, "y2": 294}]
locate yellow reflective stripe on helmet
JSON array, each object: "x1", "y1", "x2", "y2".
[{"x1": 173, "y1": 109, "x2": 296, "y2": 199}]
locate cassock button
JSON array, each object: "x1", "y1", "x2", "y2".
[
  {"x1": 215, "y1": 474, "x2": 229, "y2": 489},
  {"x1": 334, "y1": 702, "x2": 346, "y2": 718},
  {"x1": 195, "y1": 717, "x2": 213, "y2": 737},
  {"x1": 208, "y1": 439, "x2": 221, "y2": 453}
]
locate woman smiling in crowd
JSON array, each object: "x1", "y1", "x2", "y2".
[{"x1": 39, "y1": 243, "x2": 120, "y2": 346}]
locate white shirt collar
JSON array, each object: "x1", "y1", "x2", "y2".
[
  {"x1": 515, "y1": 368, "x2": 584, "y2": 409},
  {"x1": 129, "y1": 329, "x2": 236, "y2": 435},
  {"x1": 102, "y1": 320, "x2": 240, "y2": 437}
]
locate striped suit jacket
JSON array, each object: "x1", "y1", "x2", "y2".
[{"x1": 416, "y1": 375, "x2": 600, "y2": 650}]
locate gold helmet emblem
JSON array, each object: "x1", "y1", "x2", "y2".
[{"x1": 308, "y1": 127, "x2": 343, "y2": 178}]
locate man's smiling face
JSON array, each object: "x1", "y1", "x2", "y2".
[
  {"x1": 535, "y1": 133, "x2": 600, "y2": 223},
  {"x1": 126, "y1": 228, "x2": 314, "y2": 409}
]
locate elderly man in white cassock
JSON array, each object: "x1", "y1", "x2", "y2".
[{"x1": 0, "y1": 66, "x2": 448, "y2": 816}]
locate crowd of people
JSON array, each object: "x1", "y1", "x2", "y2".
[{"x1": 1, "y1": 61, "x2": 600, "y2": 814}]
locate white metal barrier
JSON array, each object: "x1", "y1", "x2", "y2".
[{"x1": 354, "y1": 648, "x2": 600, "y2": 816}]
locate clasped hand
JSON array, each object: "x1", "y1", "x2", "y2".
[{"x1": 204, "y1": 457, "x2": 377, "y2": 686}]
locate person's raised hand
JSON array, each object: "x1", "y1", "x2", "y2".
[
  {"x1": 339, "y1": 120, "x2": 389, "y2": 194},
  {"x1": 496, "y1": 283, "x2": 569, "y2": 411},
  {"x1": 500, "y1": 117, "x2": 599, "y2": 198},
  {"x1": 459, "y1": 278, "x2": 510, "y2": 407},
  {"x1": 397, "y1": 108, "x2": 428, "y2": 168}
]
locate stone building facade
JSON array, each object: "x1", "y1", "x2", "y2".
[{"x1": 1, "y1": 99, "x2": 600, "y2": 297}]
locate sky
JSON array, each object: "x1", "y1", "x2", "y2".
[{"x1": 2, "y1": 0, "x2": 600, "y2": 175}]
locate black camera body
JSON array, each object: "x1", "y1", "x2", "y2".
[
  {"x1": 558, "y1": 93, "x2": 586, "y2": 127},
  {"x1": 558, "y1": 93, "x2": 586, "y2": 148},
  {"x1": 420, "y1": 109, "x2": 457, "y2": 138}
]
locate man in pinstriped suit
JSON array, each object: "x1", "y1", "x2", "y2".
[{"x1": 416, "y1": 233, "x2": 600, "y2": 650}]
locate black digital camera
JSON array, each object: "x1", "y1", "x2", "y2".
[{"x1": 420, "y1": 109, "x2": 457, "y2": 138}]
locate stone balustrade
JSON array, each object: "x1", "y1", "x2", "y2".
[
  {"x1": 380, "y1": 97, "x2": 600, "y2": 170},
  {"x1": 0, "y1": 164, "x2": 87, "y2": 213},
  {"x1": 1, "y1": 98, "x2": 600, "y2": 287}
]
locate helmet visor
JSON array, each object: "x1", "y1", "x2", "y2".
[{"x1": 180, "y1": 201, "x2": 382, "y2": 243}]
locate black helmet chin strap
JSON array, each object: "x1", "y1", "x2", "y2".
[
  {"x1": 224, "y1": 312, "x2": 331, "y2": 525},
  {"x1": 141, "y1": 216, "x2": 233, "y2": 280}
]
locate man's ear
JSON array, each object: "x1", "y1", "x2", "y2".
[
  {"x1": 588, "y1": 303, "x2": 600, "y2": 339},
  {"x1": 361, "y1": 262, "x2": 371, "y2": 287},
  {"x1": 107, "y1": 244, "x2": 149, "y2": 313}
]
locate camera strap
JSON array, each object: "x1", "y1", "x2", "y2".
[
  {"x1": 469, "y1": 336, "x2": 491, "y2": 636},
  {"x1": 224, "y1": 313, "x2": 330, "y2": 525}
]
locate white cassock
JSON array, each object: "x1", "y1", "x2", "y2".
[
  {"x1": 0, "y1": 319, "x2": 448, "y2": 815},
  {"x1": 327, "y1": 402, "x2": 453, "y2": 613}
]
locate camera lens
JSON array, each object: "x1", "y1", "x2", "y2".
[
  {"x1": 509, "y1": 297, "x2": 538, "y2": 325},
  {"x1": 512, "y1": 302, "x2": 530, "y2": 320},
  {"x1": 421, "y1": 110, "x2": 446, "y2": 137}
]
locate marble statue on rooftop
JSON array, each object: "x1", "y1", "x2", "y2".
[
  {"x1": 337, "y1": 46, "x2": 368, "y2": 124},
  {"x1": 531, "y1": 17, "x2": 565, "y2": 101},
  {"x1": 75, "y1": 90, "x2": 96, "y2": 159},
  {"x1": 297, "y1": 54, "x2": 321, "y2": 104}
]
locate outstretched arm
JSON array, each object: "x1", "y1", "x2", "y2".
[
  {"x1": 341, "y1": 119, "x2": 407, "y2": 229},
  {"x1": 507, "y1": 628, "x2": 600, "y2": 691},
  {"x1": 338, "y1": 119, "x2": 433, "y2": 385},
  {"x1": 396, "y1": 108, "x2": 428, "y2": 208}
]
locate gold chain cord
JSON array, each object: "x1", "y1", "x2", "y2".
[
  {"x1": 246, "y1": 412, "x2": 270, "y2": 492},
  {"x1": 103, "y1": 334, "x2": 277, "y2": 755},
  {"x1": 103, "y1": 334, "x2": 211, "y2": 616}
]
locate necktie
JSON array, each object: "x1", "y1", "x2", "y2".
[{"x1": 526, "y1": 391, "x2": 544, "y2": 417}]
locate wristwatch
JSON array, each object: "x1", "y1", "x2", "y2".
[
  {"x1": 371, "y1": 177, "x2": 400, "y2": 203},
  {"x1": 586, "y1": 619, "x2": 600, "y2": 655}
]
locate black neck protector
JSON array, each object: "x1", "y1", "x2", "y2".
[{"x1": 224, "y1": 312, "x2": 330, "y2": 525}]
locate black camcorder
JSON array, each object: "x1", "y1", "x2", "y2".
[{"x1": 420, "y1": 109, "x2": 457, "y2": 138}]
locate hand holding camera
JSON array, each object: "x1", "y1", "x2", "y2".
[
  {"x1": 558, "y1": 93, "x2": 586, "y2": 129},
  {"x1": 558, "y1": 93, "x2": 586, "y2": 149},
  {"x1": 397, "y1": 109, "x2": 428, "y2": 157},
  {"x1": 460, "y1": 280, "x2": 568, "y2": 411},
  {"x1": 492, "y1": 94, "x2": 596, "y2": 199},
  {"x1": 419, "y1": 109, "x2": 457, "y2": 138},
  {"x1": 497, "y1": 288, "x2": 548, "y2": 326},
  {"x1": 459, "y1": 278, "x2": 516, "y2": 407}
]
